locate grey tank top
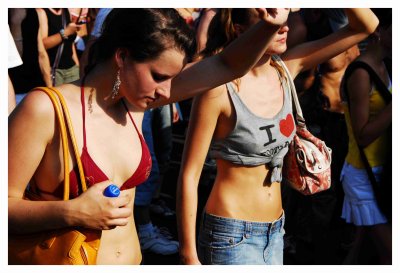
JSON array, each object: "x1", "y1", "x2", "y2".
[{"x1": 209, "y1": 56, "x2": 296, "y2": 182}]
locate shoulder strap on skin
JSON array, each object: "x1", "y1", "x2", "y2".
[
  {"x1": 35, "y1": 87, "x2": 87, "y2": 199},
  {"x1": 34, "y1": 87, "x2": 70, "y2": 200},
  {"x1": 271, "y1": 55, "x2": 306, "y2": 128},
  {"x1": 343, "y1": 61, "x2": 392, "y2": 104},
  {"x1": 49, "y1": 87, "x2": 87, "y2": 192}
]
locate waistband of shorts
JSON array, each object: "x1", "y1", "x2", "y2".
[{"x1": 201, "y1": 211, "x2": 285, "y2": 235}]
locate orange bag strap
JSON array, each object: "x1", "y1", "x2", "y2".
[
  {"x1": 35, "y1": 87, "x2": 71, "y2": 200},
  {"x1": 48, "y1": 87, "x2": 87, "y2": 192}
]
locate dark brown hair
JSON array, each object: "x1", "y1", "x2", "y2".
[{"x1": 85, "y1": 8, "x2": 196, "y2": 75}]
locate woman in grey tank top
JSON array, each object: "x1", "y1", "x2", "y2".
[{"x1": 177, "y1": 8, "x2": 378, "y2": 265}]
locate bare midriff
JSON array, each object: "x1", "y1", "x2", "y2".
[
  {"x1": 96, "y1": 189, "x2": 142, "y2": 265},
  {"x1": 205, "y1": 159, "x2": 283, "y2": 222}
]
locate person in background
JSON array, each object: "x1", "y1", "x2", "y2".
[
  {"x1": 177, "y1": 8, "x2": 378, "y2": 265},
  {"x1": 8, "y1": 8, "x2": 51, "y2": 104},
  {"x1": 36, "y1": 8, "x2": 81, "y2": 86},
  {"x1": 283, "y1": 8, "x2": 361, "y2": 264},
  {"x1": 195, "y1": 8, "x2": 218, "y2": 52},
  {"x1": 340, "y1": 8, "x2": 392, "y2": 265},
  {"x1": 8, "y1": 25, "x2": 23, "y2": 114},
  {"x1": 68, "y1": 8, "x2": 90, "y2": 59}
]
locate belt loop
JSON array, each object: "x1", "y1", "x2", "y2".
[
  {"x1": 280, "y1": 211, "x2": 285, "y2": 232},
  {"x1": 245, "y1": 221, "x2": 251, "y2": 238}
]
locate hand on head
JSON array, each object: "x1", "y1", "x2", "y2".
[{"x1": 256, "y1": 8, "x2": 290, "y2": 26}]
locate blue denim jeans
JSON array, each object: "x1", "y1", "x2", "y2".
[
  {"x1": 198, "y1": 212, "x2": 285, "y2": 265},
  {"x1": 135, "y1": 109, "x2": 160, "y2": 206}
]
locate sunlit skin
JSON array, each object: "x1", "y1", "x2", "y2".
[
  {"x1": 177, "y1": 8, "x2": 379, "y2": 265},
  {"x1": 9, "y1": 8, "x2": 286, "y2": 263},
  {"x1": 8, "y1": 47, "x2": 187, "y2": 265},
  {"x1": 117, "y1": 48, "x2": 187, "y2": 110}
]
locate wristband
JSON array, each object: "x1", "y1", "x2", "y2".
[{"x1": 59, "y1": 29, "x2": 68, "y2": 40}]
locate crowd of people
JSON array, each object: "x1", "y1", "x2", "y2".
[{"x1": 8, "y1": 8, "x2": 392, "y2": 265}]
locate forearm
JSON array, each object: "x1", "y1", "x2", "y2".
[
  {"x1": 356, "y1": 103, "x2": 392, "y2": 147},
  {"x1": 8, "y1": 197, "x2": 74, "y2": 234},
  {"x1": 43, "y1": 33, "x2": 64, "y2": 50},
  {"x1": 157, "y1": 18, "x2": 281, "y2": 107},
  {"x1": 8, "y1": 76, "x2": 16, "y2": 114},
  {"x1": 37, "y1": 31, "x2": 52, "y2": 86},
  {"x1": 177, "y1": 176, "x2": 201, "y2": 263},
  {"x1": 219, "y1": 20, "x2": 280, "y2": 79},
  {"x1": 345, "y1": 8, "x2": 378, "y2": 35},
  {"x1": 38, "y1": 51, "x2": 52, "y2": 86},
  {"x1": 72, "y1": 44, "x2": 80, "y2": 66}
]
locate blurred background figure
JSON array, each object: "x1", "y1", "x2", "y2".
[
  {"x1": 8, "y1": 8, "x2": 50, "y2": 104},
  {"x1": 8, "y1": 25, "x2": 22, "y2": 114},
  {"x1": 340, "y1": 8, "x2": 392, "y2": 265},
  {"x1": 36, "y1": 8, "x2": 81, "y2": 86}
]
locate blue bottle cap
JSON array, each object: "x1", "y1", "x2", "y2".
[{"x1": 103, "y1": 184, "x2": 120, "y2": 197}]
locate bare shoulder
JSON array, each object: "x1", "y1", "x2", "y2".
[
  {"x1": 194, "y1": 84, "x2": 229, "y2": 113},
  {"x1": 35, "y1": 8, "x2": 46, "y2": 20},
  {"x1": 16, "y1": 89, "x2": 56, "y2": 119}
]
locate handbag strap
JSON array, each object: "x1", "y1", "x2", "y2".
[
  {"x1": 35, "y1": 87, "x2": 70, "y2": 200},
  {"x1": 48, "y1": 87, "x2": 87, "y2": 192},
  {"x1": 271, "y1": 55, "x2": 306, "y2": 128},
  {"x1": 35, "y1": 87, "x2": 87, "y2": 199},
  {"x1": 343, "y1": 61, "x2": 391, "y2": 104},
  {"x1": 342, "y1": 61, "x2": 391, "y2": 194}
]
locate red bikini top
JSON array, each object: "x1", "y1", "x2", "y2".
[{"x1": 40, "y1": 83, "x2": 152, "y2": 199}]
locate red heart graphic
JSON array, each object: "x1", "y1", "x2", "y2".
[{"x1": 279, "y1": 114, "x2": 295, "y2": 137}]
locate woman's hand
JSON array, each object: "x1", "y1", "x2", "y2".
[
  {"x1": 69, "y1": 181, "x2": 132, "y2": 230},
  {"x1": 256, "y1": 8, "x2": 290, "y2": 26},
  {"x1": 64, "y1": 22, "x2": 82, "y2": 37},
  {"x1": 180, "y1": 254, "x2": 202, "y2": 265}
]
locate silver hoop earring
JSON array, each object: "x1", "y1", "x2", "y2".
[{"x1": 111, "y1": 70, "x2": 121, "y2": 99}]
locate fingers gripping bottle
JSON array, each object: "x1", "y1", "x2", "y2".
[{"x1": 103, "y1": 184, "x2": 120, "y2": 197}]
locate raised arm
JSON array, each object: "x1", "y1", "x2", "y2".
[
  {"x1": 150, "y1": 8, "x2": 290, "y2": 108},
  {"x1": 176, "y1": 86, "x2": 224, "y2": 264},
  {"x1": 283, "y1": 8, "x2": 379, "y2": 78}
]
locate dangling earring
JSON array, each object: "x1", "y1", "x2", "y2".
[{"x1": 111, "y1": 70, "x2": 121, "y2": 99}]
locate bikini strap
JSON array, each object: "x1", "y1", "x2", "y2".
[
  {"x1": 121, "y1": 99, "x2": 143, "y2": 139},
  {"x1": 80, "y1": 77, "x2": 87, "y2": 148}
]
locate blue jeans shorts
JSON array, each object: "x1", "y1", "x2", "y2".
[{"x1": 197, "y1": 211, "x2": 285, "y2": 265}]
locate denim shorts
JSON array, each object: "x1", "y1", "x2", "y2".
[
  {"x1": 54, "y1": 65, "x2": 80, "y2": 86},
  {"x1": 197, "y1": 212, "x2": 285, "y2": 265}
]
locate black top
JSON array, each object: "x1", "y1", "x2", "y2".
[
  {"x1": 44, "y1": 8, "x2": 76, "y2": 69},
  {"x1": 9, "y1": 9, "x2": 45, "y2": 93}
]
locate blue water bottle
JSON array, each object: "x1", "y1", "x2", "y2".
[{"x1": 103, "y1": 184, "x2": 120, "y2": 197}]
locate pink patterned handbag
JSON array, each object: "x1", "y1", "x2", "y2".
[{"x1": 273, "y1": 56, "x2": 332, "y2": 195}]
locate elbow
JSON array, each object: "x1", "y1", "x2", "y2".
[
  {"x1": 355, "y1": 134, "x2": 371, "y2": 148},
  {"x1": 366, "y1": 16, "x2": 379, "y2": 35},
  {"x1": 360, "y1": 12, "x2": 379, "y2": 37}
]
